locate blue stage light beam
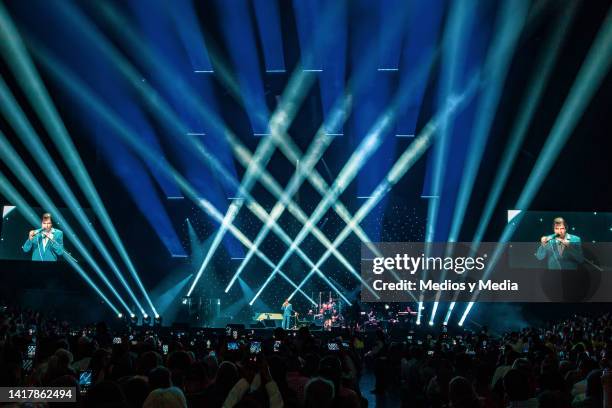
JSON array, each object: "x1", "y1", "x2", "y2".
[
  {"x1": 33, "y1": 51, "x2": 318, "y2": 307},
  {"x1": 229, "y1": 9, "x2": 422, "y2": 296},
  {"x1": 150, "y1": 273, "x2": 193, "y2": 321},
  {"x1": 443, "y1": 302, "x2": 455, "y2": 325},
  {"x1": 223, "y1": 35, "x2": 419, "y2": 295},
  {"x1": 350, "y1": 2, "x2": 396, "y2": 245},
  {"x1": 377, "y1": 0, "x2": 405, "y2": 70},
  {"x1": 126, "y1": 1, "x2": 233, "y2": 212},
  {"x1": 221, "y1": 138, "x2": 372, "y2": 302},
  {"x1": 293, "y1": 0, "x2": 347, "y2": 134},
  {"x1": 45, "y1": 0, "x2": 343, "y2": 303},
  {"x1": 394, "y1": 0, "x2": 445, "y2": 138},
  {"x1": 285, "y1": 83, "x2": 478, "y2": 302},
  {"x1": 183, "y1": 1, "x2": 348, "y2": 287},
  {"x1": 427, "y1": 0, "x2": 521, "y2": 323},
  {"x1": 459, "y1": 6, "x2": 612, "y2": 325},
  {"x1": 216, "y1": 0, "x2": 269, "y2": 134},
  {"x1": 0, "y1": 2, "x2": 157, "y2": 317},
  {"x1": 0, "y1": 171, "x2": 121, "y2": 316},
  {"x1": 425, "y1": 0, "x2": 472, "y2": 244},
  {"x1": 0, "y1": 132, "x2": 132, "y2": 315},
  {"x1": 87, "y1": 0, "x2": 373, "y2": 299},
  {"x1": 429, "y1": 301, "x2": 439, "y2": 326},
  {"x1": 253, "y1": 0, "x2": 286, "y2": 72},
  {"x1": 88, "y1": 0, "x2": 352, "y2": 296},
  {"x1": 238, "y1": 277, "x2": 270, "y2": 313},
  {"x1": 165, "y1": 0, "x2": 213, "y2": 72},
  {"x1": 447, "y1": 0, "x2": 529, "y2": 243},
  {"x1": 458, "y1": 302, "x2": 473, "y2": 326},
  {"x1": 471, "y1": 4, "x2": 578, "y2": 247},
  {"x1": 227, "y1": 14, "x2": 414, "y2": 289},
  {"x1": 420, "y1": 0, "x2": 473, "y2": 323},
  {"x1": 0, "y1": 76, "x2": 148, "y2": 315},
  {"x1": 292, "y1": 0, "x2": 325, "y2": 71},
  {"x1": 249, "y1": 47, "x2": 443, "y2": 305}
]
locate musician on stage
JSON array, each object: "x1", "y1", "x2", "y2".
[
  {"x1": 281, "y1": 299, "x2": 293, "y2": 330},
  {"x1": 320, "y1": 301, "x2": 333, "y2": 330},
  {"x1": 23, "y1": 212, "x2": 64, "y2": 262}
]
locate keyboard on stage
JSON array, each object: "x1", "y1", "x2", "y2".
[{"x1": 254, "y1": 312, "x2": 283, "y2": 321}]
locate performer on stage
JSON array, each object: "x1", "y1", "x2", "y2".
[
  {"x1": 281, "y1": 299, "x2": 293, "y2": 330},
  {"x1": 22, "y1": 212, "x2": 64, "y2": 262},
  {"x1": 536, "y1": 217, "x2": 583, "y2": 270}
]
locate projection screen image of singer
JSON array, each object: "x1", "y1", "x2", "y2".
[{"x1": 22, "y1": 212, "x2": 64, "y2": 262}]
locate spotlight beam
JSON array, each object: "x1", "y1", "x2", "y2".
[
  {"x1": 93, "y1": 0, "x2": 414, "y2": 298},
  {"x1": 248, "y1": 86, "x2": 422, "y2": 302},
  {"x1": 55, "y1": 1, "x2": 351, "y2": 300},
  {"x1": 34, "y1": 52, "x2": 318, "y2": 306},
  {"x1": 93, "y1": 1, "x2": 356, "y2": 288},
  {"x1": 0, "y1": 171, "x2": 121, "y2": 315},
  {"x1": 222, "y1": 127, "x2": 373, "y2": 301},
  {"x1": 0, "y1": 76, "x2": 148, "y2": 315},
  {"x1": 0, "y1": 2, "x2": 157, "y2": 316},
  {"x1": 251, "y1": 64, "x2": 471, "y2": 305},
  {"x1": 421, "y1": 0, "x2": 473, "y2": 326},
  {"x1": 425, "y1": 0, "x2": 472, "y2": 243},
  {"x1": 460, "y1": 6, "x2": 612, "y2": 324},
  {"x1": 0, "y1": 132, "x2": 132, "y2": 315},
  {"x1": 285, "y1": 83, "x2": 477, "y2": 302},
  {"x1": 443, "y1": 302, "x2": 455, "y2": 325},
  {"x1": 447, "y1": 0, "x2": 529, "y2": 243},
  {"x1": 427, "y1": 0, "x2": 529, "y2": 324},
  {"x1": 227, "y1": 37, "x2": 438, "y2": 296},
  {"x1": 470, "y1": 4, "x2": 578, "y2": 247},
  {"x1": 214, "y1": 8, "x2": 416, "y2": 291}
]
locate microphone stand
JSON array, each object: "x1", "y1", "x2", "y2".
[{"x1": 551, "y1": 236, "x2": 603, "y2": 272}]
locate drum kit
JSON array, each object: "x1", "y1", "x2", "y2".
[{"x1": 310, "y1": 292, "x2": 345, "y2": 330}]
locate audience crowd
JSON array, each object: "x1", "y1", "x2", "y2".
[{"x1": 1, "y1": 305, "x2": 611, "y2": 407}]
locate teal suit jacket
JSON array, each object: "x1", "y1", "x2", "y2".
[
  {"x1": 535, "y1": 233, "x2": 583, "y2": 270},
  {"x1": 282, "y1": 303, "x2": 293, "y2": 317},
  {"x1": 22, "y1": 228, "x2": 64, "y2": 261}
]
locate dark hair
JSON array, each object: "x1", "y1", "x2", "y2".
[
  {"x1": 503, "y1": 368, "x2": 530, "y2": 401},
  {"x1": 42, "y1": 213, "x2": 52, "y2": 222},
  {"x1": 304, "y1": 377, "x2": 335, "y2": 408},
  {"x1": 585, "y1": 369, "x2": 603, "y2": 400},
  {"x1": 448, "y1": 376, "x2": 480, "y2": 408},
  {"x1": 148, "y1": 366, "x2": 172, "y2": 390},
  {"x1": 552, "y1": 217, "x2": 567, "y2": 228}
]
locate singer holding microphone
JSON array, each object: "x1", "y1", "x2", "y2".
[
  {"x1": 536, "y1": 217, "x2": 583, "y2": 270},
  {"x1": 281, "y1": 299, "x2": 293, "y2": 330},
  {"x1": 22, "y1": 212, "x2": 64, "y2": 261}
]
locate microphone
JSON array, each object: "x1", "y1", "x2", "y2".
[{"x1": 545, "y1": 234, "x2": 556, "y2": 245}]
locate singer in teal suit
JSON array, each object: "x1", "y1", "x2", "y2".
[
  {"x1": 22, "y1": 213, "x2": 64, "y2": 262},
  {"x1": 536, "y1": 217, "x2": 583, "y2": 270},
  {"x1": 281, "y1": 299, "x2": 293, "y2": 330}
]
